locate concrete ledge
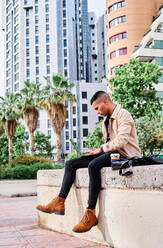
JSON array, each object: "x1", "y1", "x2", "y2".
[{"x1": 37, "y1": 165, "x2": 163, "y2": 248}]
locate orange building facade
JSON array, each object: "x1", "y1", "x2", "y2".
[{"x1": 106, "y1": 0, "x2": 163, "y2": 76}]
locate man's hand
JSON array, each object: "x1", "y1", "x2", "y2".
[{"x1": 84, "y1": 148, "x2": 101, "y2": 155}]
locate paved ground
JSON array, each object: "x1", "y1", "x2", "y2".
[
  {"x1": 0, "y1": 181, "x2": 108, "y2": 248},
  {"x1": 0, "y1": 180, "x2": 37, "y2": 197}
]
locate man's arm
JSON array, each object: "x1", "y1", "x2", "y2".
[{"x1": 85, "y1": 148, "x2": 102, "y2": 155}]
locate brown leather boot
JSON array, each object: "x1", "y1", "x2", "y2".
[
  {"x1": 72, "y1": 208, "x2": 98, "y2": 233},
  {"x1": 37, "y1": 196, "x2": 65, "y2": 215}
]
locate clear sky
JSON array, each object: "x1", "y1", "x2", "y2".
[{"x1": 88, "y1": 0, "x2": 106, "y2": 17}]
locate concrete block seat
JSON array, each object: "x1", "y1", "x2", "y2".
[{"x1": 37, "y1": 164, "x2": 163, "y2": 248}]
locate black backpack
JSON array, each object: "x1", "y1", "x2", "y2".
[{"x1": 111, "y1": 156, "x2": 163, "y2": 176}]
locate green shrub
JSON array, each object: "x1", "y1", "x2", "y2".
[
  {"x1": 65, "y1": 152, "x2": 81, "y2": 161},
  {"x1": 10, "y1": 154, "x2": 50, "y2": 167},
  {"x1": 0, "y1": 162, "x2": 63, "y2": 180}
]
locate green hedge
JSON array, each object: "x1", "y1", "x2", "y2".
[{"x1": 0, "y1": 162, "x2": 63, "y2": 180}]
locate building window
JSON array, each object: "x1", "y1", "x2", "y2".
[
  {"x1": 37, "y1": 120, "x2": 40, "y2": 129},
  {"x1": 47, "y1": 119, "x2": 51, "y2": 128},
  {"x1": 14, "y1": 83, "x2": 19, "y2": 92},
  {"x1": 82, "y1": 104, "x2": 87, "y2": 112},
  {"x1": 14, "y1": 72, "x2": 19, "y2": 82},
  {"x1": 35, "y1": 56, "x2": 39, "y2": 65},
  {"x1": 63, "y1": 0, "x2": 66, "y2": 8},
  {"x1": 110, "y1": 32, "x2": 127, "y2": 44},
  {"x1": 46, "y1": 55, "x2": 50, "y2": 64},
  {"x1": 63, "y1": 29, "x2": 67, "y2": 37},
  {"x1": 65, "y1": 131, "x2": 69, "y2": 140},
  {"x1": 36, "y1": 77, "x2": 39, "y2": 83},
  {"x1": 83, "y1": 129, "x2": 88, "y2": 137},
  {"x1": 64, "y1": 49, "x2": 67, "y2": 57},
  {"x1": 73, "y1": 130, "x2": 76, "y2": 139},
  {"x1": 35, "y1": 0, "x2": 38, "y2": 3},
  {"x1": 64, "y1": 69, "x2": 67, "y2": 77},
  {"x1": 64, "y1": 59, "x2": 67, "y2": 67},
  {"x1": 46, "y1": 45, "x2": 50, "y2": 53},
  {"x1": 26, "y1": 48, "x2": 30, "y2": 56},
  {"x1": 110, "y1": 47, "x2": 127, "y2": 59},
  {"x1": 65, "y1": 120, "x2": 69, "y2": 129},
  {"x1": 35, "y1": 46, "x2": 39, "y2": 54},
  {"x1": 46, "y1": 34, "x2": 50, "y2": 43},
  {"x1": 26, "y1": 9, "x2": 29, "y2": 17},
  {"x1": 73, "y1": 106, "x2": 76, "y2": 114},
  {"x1": 63, "y1": 19, "x2": 66, "y2": 27},
  {"x1": 82, "y1": 92, "x2": 87, "y2": 99},
  {"x1": 108, "y1": 1, "x2": 125, "y2": 13},
  {"x1": 26, "y1": 19, "x2": 29, "y2": 27},
  {"x1": 45, "y1": 14, "x2": 49, "y2": 22},
  {"x1": 14, "y1": 53, "x2": 19, "y2": 62},
  {"x1": 109, "y1": 16, "x2": 126, "y2": 28},
  {"x1": 64, "y1": 39, "x2": 67, "y2": 47},
  {"x1": 82, "y1": 116, "x2": 88, "y2": 124},
  {"x1": 46, "y1": 24, "x2": 49, "y2": 32},
  {"x1": 14, "y1": 24, "x2": 19, "y2": 33},
  {"x1": 26, "y1": 69, "x2": 30, "y2": 77},
  {"x1": 47, "y1": 66, "x2": 50, "y2": 74},
  {"x1": 66, "y1": 142, "x2": 69, "y2": 150},
  {"x1": 26, "y1": 38, "x2": 30, "y2": 46},
  {"x1": 36, "y1": 67, "x2": 39, "y2": 75},
  {"x1": 45, "y1": 4, "x2": 49, "y2": 12},
  {"x1": 63, "y1": 9, "x2": 66, "y2": 18},
  {"x1": 26, "y1": 59, "x2": 30, "y2": 67},
  {"x1": 48, "y1": 130, "x2": 51, "y2": 136},
  {"x1": 35, "y1": 26, "x2": 39, "y2": 34},
  {"x1": 73, "y1": 118, "x2": 76, "y2": 127},
  {"x1": 6, "y1": 78, "x2": 11, "y2": 87},
  {"x1": 35, "y1": 15, "x2": 38, "y2": 24},
  {"x1": 6, "y1": 69, "x2": 11, "y2": 77},
  {"x1": 35, "y1": 36, "x2": 39, "y2": 44},
  {"x1": 35, "y1": 5, "x2": 38, "y2": 14}
]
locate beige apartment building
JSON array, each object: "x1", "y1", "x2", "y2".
[{"x1": 106, "y1": 0, "x2": 163, "y2": 75}]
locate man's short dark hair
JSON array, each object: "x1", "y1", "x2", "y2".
[{"x1": 90, "y1": 91, "x2": 110, "y2": 105}]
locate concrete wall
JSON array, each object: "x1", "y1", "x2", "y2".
[{"x1": 37, "y1": 164, "x2": 163, "y2": 248}]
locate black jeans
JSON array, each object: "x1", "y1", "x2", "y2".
[{"x1": 59, "y1": 152, "x2": 114, "y2": 209}]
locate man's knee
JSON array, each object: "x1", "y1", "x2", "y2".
[
  {"x1": 88, "y1": 160, "x2": 97, "y2": 171},
  {"x1": 65, "y1": 159, "x2": 73, "y2": 170}
]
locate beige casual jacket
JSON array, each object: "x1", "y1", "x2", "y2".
[{"x1": 101, "y1": 104, "x2": 141, "y2": 158}]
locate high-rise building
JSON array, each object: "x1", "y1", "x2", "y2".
[
  {"x1": 106, "y1": 0, "x2": 163, "y2": 76},
  {"x1": 2, "y1": 0, "x2": 58, "y2": 93},
  {"x1": 88, "y1": 12, "x2": 108, "y2": 83},
  {"x1": 62, "y1": 81, "x2": 107, "y2": 155},
  {"x1": 132, "y1": 6, "x2": 163, "y2": 100},
  {"x1": 97, "y1": 14, "x2": 108, "y2": 81},
  {"x1": 57, "y1": 0, "x2": 91, "y2": 82}
]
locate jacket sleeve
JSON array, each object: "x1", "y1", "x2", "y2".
[{"x1": 101, "y1": 110, "x2": 134, "y2": 153}]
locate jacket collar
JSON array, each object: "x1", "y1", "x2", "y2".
[
  {"x1": 103, "y1": 103, "x2": 121, "y2": 122},
  {"x1": 110, "y1": 104, "x2": 121, "y2": 119}
]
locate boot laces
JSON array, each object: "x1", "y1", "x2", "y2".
[{"x1": 81, "y1": 210, "x2": 90, "y2": 224}]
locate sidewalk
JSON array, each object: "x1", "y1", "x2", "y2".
[{"x1": 0, "y1": 181, "x2": 108, "y2": 248}]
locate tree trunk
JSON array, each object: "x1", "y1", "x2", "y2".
[
  {"x1": 29, "y1": 131, "x2": 35, "y2": 156},
  {"x1": 9, "y1": 137, "x2": 13, "y2": 162},
  {"x1": 56, "y1": 132, "x2": 62, "y2": 163}
]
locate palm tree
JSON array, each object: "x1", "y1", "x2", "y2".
[
  {"x1": 0, "y1": 121, "x2": 4, "y2": 137},
  {"x1": 20, "y1": 81, "x2": 42, "y2": 155},
  {"x1": 0, "y1": 93, "x2": 21, "y2": 162},
  {"x1": 40, "y1": 74, "x2": 76, "y2": 162}
]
